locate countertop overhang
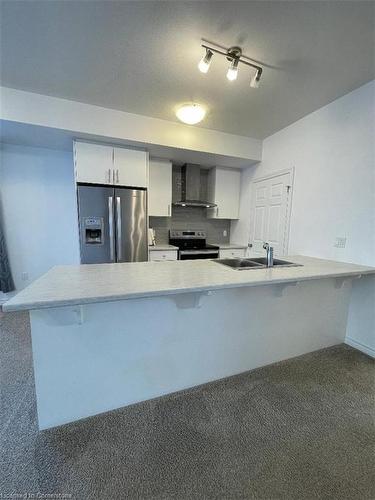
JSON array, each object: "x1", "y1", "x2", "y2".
[{"x1": 3, "y1": 256, "x2": 375, "y2": 312}]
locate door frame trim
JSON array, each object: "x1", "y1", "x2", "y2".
[
  {"x1": 248, "y1": 167, "x2": 295, "y2": 256},
  {"x1": 251, "y1": 167, "x2": 295, "y2": 184}
]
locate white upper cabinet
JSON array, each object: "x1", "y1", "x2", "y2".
[
  {"x1": 74, "y1": 141, "x2": 148, "y2": 188},
  {"x1": 74, "y1": 141, "x2": 114, "y2": 185},
  {"x1": 148, "y1": 159, "x2": 172, "y2": 217},
  {"x1": 113, "y1": 147, "x2": 148, "y2": 188},
  {"x1": 207, "y1": 167, "x2": 241, "y2": 219}
]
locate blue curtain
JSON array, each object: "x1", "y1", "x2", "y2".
[{"x1": 0, "y1": 221, "x2": 14, "y2": 293}]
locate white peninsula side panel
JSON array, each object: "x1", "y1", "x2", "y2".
[{"x1": 30, "y1": 278, "x2": 351, "y2": 429}]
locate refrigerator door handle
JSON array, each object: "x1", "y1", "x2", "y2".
[
  {"x1": 116, "y1": 196, "x2": 122, "y2": 261},
  {"x1": 108, "y1": 197, "x2": 115, "y2": 262}
]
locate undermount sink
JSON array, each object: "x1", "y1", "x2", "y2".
[
  {"x1": 215, "y1": 259, "x2": 263, "y2": 269},
  {"x1": 247, "y1": 257, "x2": 302, "y2": 267},
  {"x1": 215, "y1": 258, "x2": 302, "y2": 270}
]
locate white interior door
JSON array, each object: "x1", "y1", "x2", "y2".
[{"x1": 248, "y1": 171, "x2": 293, "y2": 256}]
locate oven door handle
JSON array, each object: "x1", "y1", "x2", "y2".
[{"x1": 179, "y1": 250, "x2": 219, "y2": 256}]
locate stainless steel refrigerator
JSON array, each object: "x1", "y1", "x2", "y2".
[{"x1": 77, "y1": 184, "x2": 148, "y2": 264}]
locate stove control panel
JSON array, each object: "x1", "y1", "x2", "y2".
[{"x1": 170, "y1": 230, "x2": 206, "y2": 239}]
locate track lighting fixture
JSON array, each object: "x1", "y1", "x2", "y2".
[
  {"x1": 198, "y1": 48, "x2": 213, "y2": 73},
  {"x1": 198, "y1": 41, "x2": 264, "y2": 88}
]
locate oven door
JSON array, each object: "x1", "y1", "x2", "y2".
[{"x1": 179, "y1": 249, "x2": 219, "y2": 260}]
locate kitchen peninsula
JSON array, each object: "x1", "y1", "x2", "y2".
[{"x1": 4, "y1": 256, "x2": 375, "y2": 430}]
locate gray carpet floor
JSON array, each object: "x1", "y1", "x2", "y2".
[{"x1": 0, "y1": 311, "x2": 374, "y2": 500}]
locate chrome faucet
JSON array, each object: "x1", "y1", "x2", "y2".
[{"x1": 263, "y1": 242, "x2": 274, "y2": 267}]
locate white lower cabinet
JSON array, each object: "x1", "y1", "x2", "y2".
[
  {"x1": 149, "y1": 250, "x2": 178, "y2": 261},
  {"x1": 219, "y1": 248, "x2": 247, "y2": 259}
]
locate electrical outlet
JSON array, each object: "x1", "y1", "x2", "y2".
[
  {"x1": 21, "y1": 272, "x2": 29, "y2": 281},
  {"x1": 334, "y1": 237, "x2": 347, "y2": 249},
  {"x1": 223, "y1": 230, "x2": 228, "y2": 237}
]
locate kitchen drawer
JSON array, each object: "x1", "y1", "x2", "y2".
[
  {"x1": 149, "y1": 250, "x2": 178, "y2": 261},
  {"x1": 219, "y1": 248, "x2": 247, "y2": 259}
]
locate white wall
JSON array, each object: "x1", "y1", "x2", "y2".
[
  {"x1": 232, "y1": 80, "x2": 375, "y2": 354},
  {"x1": 0, "y1": 144, "x2": 80, "y2": 291},
  {"x1": 31, "y1": 278, "x2": 351, "y2": 428}
]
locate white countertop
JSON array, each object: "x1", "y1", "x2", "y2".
[
  {"x1": 3, "y1": 256, "x2": 375, "y2": 312},
  {"x1": 148, "y1": 244, "x2": 178, "y2": 251}
]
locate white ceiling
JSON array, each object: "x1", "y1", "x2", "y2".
[{"x1": 1, "y1": 1, "x2": 374, "y2": 139}]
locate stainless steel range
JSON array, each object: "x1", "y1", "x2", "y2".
[{"x1": 169, "y1": 230, "x2": 219, "y2": 260}]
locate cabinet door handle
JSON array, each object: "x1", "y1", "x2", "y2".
[
  {"x1": 168, "y1": 204, "x2": 171, "y2": 216},
  {"x1": 216, "y1": 207, "x2": 219, "y2": 217},
  {"x1": 107, "y1": 169, "x2": 111, "y2": 183},
  {"x1": 116, "y1": 169, "x2": 119, "y2": 184},
  {"x1": 112, "y1": 169, "x2": 116, "y2": 184}
]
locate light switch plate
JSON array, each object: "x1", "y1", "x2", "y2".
[{"x1": 334, "y1": 237, "x2": 347, "y2": 248}]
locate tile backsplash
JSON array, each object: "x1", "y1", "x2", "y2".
[
  {"x1": 149, "y1": 205, "x2": 230, "y2": 245},
  {"x1": 150, "y1": 165, "x2": 231, "y2": 245}
]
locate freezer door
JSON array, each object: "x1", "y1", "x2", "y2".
[
  {"x1": 115, "y1": 188, "x2": 148, "y2": 262},
  {"x1": 77, "y1": 185, "x2": 115, "y2": 264}
]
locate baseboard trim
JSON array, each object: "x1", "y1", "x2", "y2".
[{"x1": 345, "y1": 337, "x2": 375, "y2": 358}]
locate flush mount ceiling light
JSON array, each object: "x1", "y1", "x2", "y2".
[
  {"x1": 175, "y1": 103, "x2": 206, "y2": 125},
  {"x1": 198, "y1": 41, "x2": 264, "y2": 88}
]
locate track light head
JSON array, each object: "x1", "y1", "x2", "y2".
[
  {"x1": 250, "y1": 68, "x2": 262, "y2": 88},
  {"x1": 226, "y1": 46, "x2": 242, "y2": 81},
  {"x1": 198, "y1": 49, "x2": 213, "y2": 73},
  {"x1": 226, "y1": 58, "x2": 239, "y2": 81}
]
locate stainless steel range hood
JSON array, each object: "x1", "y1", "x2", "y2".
[{"x1": 173, "y1": 164, "x2": 216, "y2": 208}]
